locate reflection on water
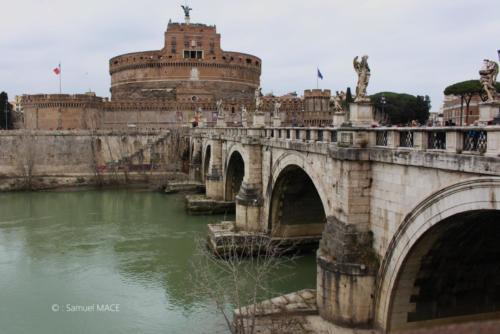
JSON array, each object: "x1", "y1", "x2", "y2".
[{"x1": 0, "y1": 190, "x2": 316, "y2": 334}]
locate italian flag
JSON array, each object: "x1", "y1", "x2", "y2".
[{"x1": 53, "y1": 64, "x2": 61, "y2": 75}]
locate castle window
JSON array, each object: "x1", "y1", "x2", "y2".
[
  {"x1": 246, "y1": 58, "x2": 252, "y2": 64},
  {"x1": 184, "y1": 50, "x2": 203, "y2": 59}
]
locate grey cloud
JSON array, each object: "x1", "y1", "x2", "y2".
[{"x1": 1, "y1": 0, "x2": 499, "y2": 111}]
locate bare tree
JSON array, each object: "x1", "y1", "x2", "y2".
[
  {"x1": 191, "y1": 229, "x2": 305, "y2": 334},
  {"x1": 17, "y1": 131, "x2": 37, "y2": 190}
]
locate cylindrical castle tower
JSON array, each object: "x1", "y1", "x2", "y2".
[{"x1": 109, "y1": 20, "x2": 261, "y2": 102}]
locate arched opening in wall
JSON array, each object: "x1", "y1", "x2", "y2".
[
  {"x1": 387, "y1": 210, "x2": 500, "y2": 332},
  {"x1": 180, "y1": 146, "x2": 190, "y2": 173},
  {"x1": 225, "y1": 151, "x2": 244, "y2": 201},
  {"x1": 95, "y1": 138, "x2": 102, "y2": 152},
  {"x1": 268, "y1": 165, "x2": 326, "y2": 238},
  {"x1": 204, "y1": 145, "x2": 211, "y2": 179}
]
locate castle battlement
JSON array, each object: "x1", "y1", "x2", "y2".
[
  {"x1": 22, "y1": 94, "x2": 103, "y2": 107},
  {"x1": 304, "y1": 89, "x2": 331, "y2": 98}
]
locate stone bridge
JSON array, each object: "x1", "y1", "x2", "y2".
[{"x1": 188, "y1": 122, "x2": 500, "y2": 332}]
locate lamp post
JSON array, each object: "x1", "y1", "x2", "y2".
[{"x1": 380, "y1": 94, "x2": 387, "y2": 124}]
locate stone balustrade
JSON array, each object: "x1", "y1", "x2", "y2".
[{"x1": 195, "y1": 125, "x2": 500, "y2": 156}]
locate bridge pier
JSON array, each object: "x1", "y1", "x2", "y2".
[
  {"x1": 235, "y1": 182, "x2": 262, "y2": 232},
  {"x1": 317, "y1": 217, "x2": 377, "y2": 327},
  {"x1": 189, "y1": 137, "x2": 202, "y2": 182},
  {"x1": 186, "y1": 137, "x2": 234, "y2": 215},
  {"x1": 205, "y1": 139, "x2": 224, "y2": 200},
  {"x1": 235, "y1": 144, "x2": 263, "y2": 232},
  {"x1": 317, "y1": 158, "x2": 377, "y2": 327}
]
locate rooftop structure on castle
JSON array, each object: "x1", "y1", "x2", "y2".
[{"x1": 109, "y1": 7, "x2": 261, "y2": 102}]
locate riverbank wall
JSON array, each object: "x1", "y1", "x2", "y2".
[{"x1": 0, "y1": 129, "x2": 190, "y2": 191}]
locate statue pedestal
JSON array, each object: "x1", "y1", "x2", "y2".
[
  {"x1": 199, "y1": 117, "x2": 207, "y2": 128},
  {"x1": 333, "y1": 112, "x2": 346, "y2": 127},
  {"x1": 253, "y1": 112, "x2": 266, "y2": 128},
  {"x1": 272, "y1": 116, "x2": 281, "y2": 127},
  {"x1": 479, "y1": 101, "x2": 500, "y2": 124},
  {"x1": 349, "y1": 102, "x2": 374, "y2": 127},
  {"x1": 216, "y1": 116, "x2": 226, "y2": 128}
]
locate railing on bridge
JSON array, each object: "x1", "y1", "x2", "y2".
[
  {"x1": 371, "y1": 127, "x2": 493, "y2": 154},
  {"x1": 196, "y1": 125, "x2": 500, "y2": 156}
]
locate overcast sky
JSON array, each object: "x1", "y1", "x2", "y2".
[{"x1": 1, "y1": 0, "x2": 499, "y2": 111}]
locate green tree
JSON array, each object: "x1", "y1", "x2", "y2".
[
  {"x1": 0, "y1": 92, "x2": 13, "y2": 130},
  {"x1": 343, "y1": 87, "x2": 354, "y2": 110},
  {"x1": 371, "y1": 92, "x2": 430, "y2": 125},
  {"x1": 443, "y1": 80, "x2": 500, "y2": 125}
]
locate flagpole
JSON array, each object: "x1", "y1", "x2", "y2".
[{"x1": 59, "y1": 62, "x2": 62, "y2": 94}]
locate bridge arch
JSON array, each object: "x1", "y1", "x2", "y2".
[
  {"x1": 268, "y1": 153, "x2": 328, "y2": 237},
  {"x1": 224, "y1": 150, "x2": 245, "y2": 201},
  {"x1": 203, "y1": 144, "x2": 211, "y2": 180},
  {"x1": 375, "y1": 177, "x2": 500, "y2": 332}
]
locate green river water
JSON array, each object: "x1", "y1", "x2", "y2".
[{"x1": 0, "y1": 190, "x2": 316, "y2": 334}]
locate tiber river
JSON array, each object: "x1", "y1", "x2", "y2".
[{"x1": 0, "y1": 190, "x2": 316, "y2": 334}]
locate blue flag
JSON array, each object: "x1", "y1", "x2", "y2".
[{"x1": 317, "y1": 68, "x2": 323, "y2": 80}]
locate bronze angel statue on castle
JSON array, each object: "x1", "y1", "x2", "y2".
[
  {"x1": 181, "y1": 5, "x2": 192, "y2": 23},
  {"x1": 181, "y1": 5, "x2": 192, "y2": 17}
]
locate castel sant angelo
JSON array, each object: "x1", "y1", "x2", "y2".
[{"x1": 22, "y1": 7, "x2": 334, "y2": 130}]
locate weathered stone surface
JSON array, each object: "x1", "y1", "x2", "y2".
[
  {"x1": 317, "y1": 255, "x2": 376, "y2": 328},
  {"x1": 184, "y1": 194, "x2": 234, "y2": 215},
  {"x1": 0, "y1": 129, "x2": 188, "y2": 190},
  {"x1": 235, "y1": 289, "x2": 317, "y2": 318},
  {"x1": 192, "y1": 126, "x2": 500, "y2": 333},
  {"x1": 207, "y1": 221, "x2": 320, "y2": 255},
  {"x1": 163, "y1": 181, "x2": 205, "y2": 194}
]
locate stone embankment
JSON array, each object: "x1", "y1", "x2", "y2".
[{"x1": 0, "y1": 129, "x2": 190, "y2": 191}]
